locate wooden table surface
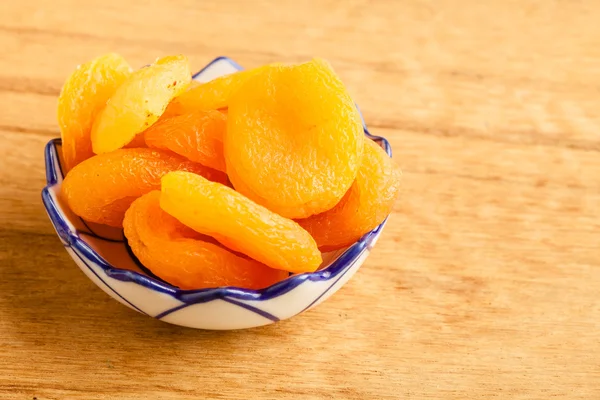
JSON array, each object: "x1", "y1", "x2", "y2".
[{"x1": 1, "y1": 1, "x2": 599, "y2": 399}]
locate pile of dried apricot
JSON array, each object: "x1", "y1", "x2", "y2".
[{"x1": 58, "y1": 53, "x2": 401, "y2": 290}]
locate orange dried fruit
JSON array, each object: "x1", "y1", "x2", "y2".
[
  {"x1": 163, "y1": 66, "x2": 269, "y2": 116},
  {"x1": 57, "y1": 53, "x2": 132, "y2": 172},
  {"x1": 91, "y1": 55, "x2": 191, "y2": 154},
  {"x1": 160, "y1": 171, "x2": 322, "y2": 273},
  {"x1": 123, "y1": 133, "x2": 147, "y2": 149},
  {"x1": 187, "y1": 80, "x2": 201, "y2": 90},
  {"x1": 62, "y1": 148, "x2": 227, "y2": 227},
  {"x1": 297, "y1": 139, "x2": 401, "y2": 251},
  {"x1": 161, "y1": 80, "x2": 202, "y2": 118},
  {"x1": 144, "y1": 110, "x2": 226, "y2": 172},
  {"x1": 225, "y1": 58, "x2": 364, "y2": 219},
  {"x1": 124, "y1": 191, "x2": 288, "y2": 290}
]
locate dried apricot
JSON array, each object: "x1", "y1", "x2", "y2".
[
  {"x1": 124, "y1": 191, "x2": 288, "y2": 290},
  {"x1": 154, "y1": 83, "x2": 211, "y2": 124},
  {"x1": 297, "y1": 139, "x2": 401, "y2": 251},
  {"x1": 164, "y1": 66, "x2": 270, "y2": 116},
  {"x1": 57, "y1": 53, "x2": 131, "y2": 172},
  {"x1": 160, "y1": 171, "x2": 322, "y2": 273},
  {"x1": 124, "y1": 133, "x2": 147, "y2": 149},
  {"x1": 62, "y1": 148, "x2": 227, "y2": 227},
  {"x1": 225, "y1": 59, "x2": 364, "y2": 219},
  {"x1": 91, "y1": 55, "x2": 191, "y2": 154},
  {"x1": 161, "y1": 80, "x2": 202, "y2": 118},
  {"x1": 144, "y1": 110, "x2": 226, "y2": 172}
]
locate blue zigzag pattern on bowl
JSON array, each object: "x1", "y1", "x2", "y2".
[
  {"x1": 69, "y1": 245, "x2": 148, "y2": 315},
  {"x1": 41, "y1": 56, "x2": 392, "y2": 323}
]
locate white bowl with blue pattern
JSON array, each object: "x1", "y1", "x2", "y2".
[{"x1": 41, "y1": 56, "x2": 392, "y2": 330}]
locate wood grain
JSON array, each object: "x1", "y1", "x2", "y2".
[{"x1": 1, "y1": 0, "x2": 599, "y2": 398}]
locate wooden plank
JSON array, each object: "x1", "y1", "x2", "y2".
[{"x1": 1, "y1": 0, "x2": 599, "y2": 399}]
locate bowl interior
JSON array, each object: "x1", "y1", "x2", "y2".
[{"x1": 42, "y1": 56, "x2": 392, "y2": 302}]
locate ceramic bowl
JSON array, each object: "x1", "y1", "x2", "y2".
[{"x1": 41, "y1": 56, "x2": 392, "y2": 330}]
